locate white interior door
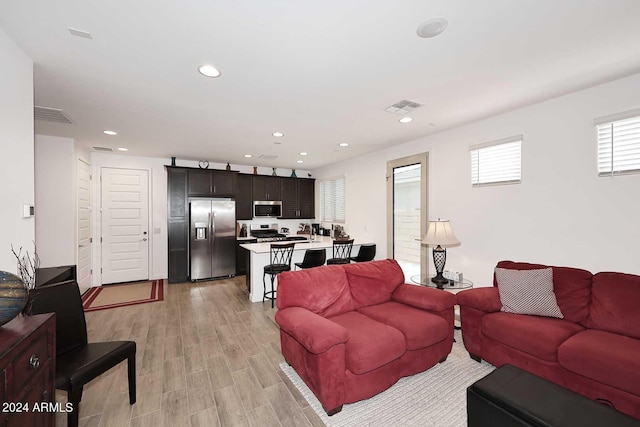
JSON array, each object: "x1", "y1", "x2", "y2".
[
  {"x1": 77, "y1": 159, "x2": 92, "y2": 294},
  {"x1": 101, "y1": 168, "x2": 149, "y2": 284}
]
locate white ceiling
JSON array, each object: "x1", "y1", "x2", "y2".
[{"x1": 2, "y1": 0, "x2": 640, "y2": 170}]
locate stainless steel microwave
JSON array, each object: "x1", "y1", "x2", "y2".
[{"x1": 253, "y1": 201, "x2": 282, "y2": 218}]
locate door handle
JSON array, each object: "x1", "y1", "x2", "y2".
[{"x1": 142, "y1": 238, "x2": 148, "y2": 241}]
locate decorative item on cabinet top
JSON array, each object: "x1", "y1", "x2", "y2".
[
  {"x1": 272, "y1": 167, "x2": 277, "y2": 176},
  {"x1": 0, "y1": 271, "x2": 28, "y2": 326},
  {"x1": 291, "y1": 169, "x2": 297, "y2": 177},
  {"x1": 198, "y1": 160, "x2": 209, "y2": 169}
]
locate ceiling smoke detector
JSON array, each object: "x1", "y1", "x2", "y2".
[
  {"x1": 384, "y1": 100, "x2": 423, "y2": 115},
  {"x1": 34, "y1": 106, "x2": 74, "y2": 124},
  {"x1": 417, "y1": 18, "x2": 448, "y2": 38}
]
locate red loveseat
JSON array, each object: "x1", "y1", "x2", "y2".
[
  {"x1": 275, "y1": 259, "x2": 455, "y2": 415},
  {"x1": 457, "y1": 260, "x2": 640, "y2": 420}
]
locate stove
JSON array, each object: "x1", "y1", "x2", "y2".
[{"x1": 250, "y1": 224, "x2": 287, "y2": 242}]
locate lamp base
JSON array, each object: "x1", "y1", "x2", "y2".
[
  {"x1": 431, "y1": 274, "x2": 448, "y2": 289},
  {"x1": 431, "y1": 246, "x2": 448, "y2": 290}
]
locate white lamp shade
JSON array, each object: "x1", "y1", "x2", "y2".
[{"x1": 422, "y1": 220, "x2": 460, "y2": 247}]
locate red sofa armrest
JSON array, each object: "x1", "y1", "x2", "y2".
[
  {"x1": 392, "y1": 284, "x2": 456, "y2": 312},
  {"x1": 275, "y1": 307, "x2": 348, "y2": 354},
  {"x1": 456, "y1": 287, "x2": 502, "y2": 313}
]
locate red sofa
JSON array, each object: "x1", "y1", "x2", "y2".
[
  {"x1": 457, "y1": 260, "x2": 640, "y2": 420},
  {"x1": 275, "y1": 259, "x2": 455, "y2": 415}
]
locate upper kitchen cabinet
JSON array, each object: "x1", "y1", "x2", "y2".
[
  {"x1": 252, "y1": 176, "x2": 281, "y2": 201},
  {"x1": 236, "y1": 174, "x2": 253, "y2": 220},
  {"x1": 280, "y1": 177, "x2": 315, "y2": 219},
  {"x1": 188, "y1": 169, "x2": 237, "y2": 196}
]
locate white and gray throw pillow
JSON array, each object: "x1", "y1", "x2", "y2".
[{"x1": 495, "y1": 267, "x2": 564, "y2": 319}]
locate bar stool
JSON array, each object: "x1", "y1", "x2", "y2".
[
  {"x1": 263, "y1": 242, "x2": 296, "y2": 308},
  {"x1": 350, "y1": 244, "x2": 376, "y2": 263},
  {"x1": 326, "y1": 239, "x2": 354, "y2": 265},
  {"x1": 294, "y1": 248, "x2": 326, "y2": 270}
]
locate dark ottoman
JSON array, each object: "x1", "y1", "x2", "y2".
[{"x1": 467, "y1": 364, "x2": 640, "y2": 427}]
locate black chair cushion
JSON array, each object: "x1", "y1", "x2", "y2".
[
  {"x1": 56, "y1": 341, "x2": 136, "y2": 390},
  {"x1": 327, "y1": 258, "x2": 350, "y2": 265},
  {"x1": 264, "y1": 264, "x2": 292, "y2": 274}
]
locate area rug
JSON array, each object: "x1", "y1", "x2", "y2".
[
  {"x1": 279, "y1": 330, "x2": 495, "y2": 427},
  {"x1": 82, "y1": 279, "x2": 164, "y2": 312}
]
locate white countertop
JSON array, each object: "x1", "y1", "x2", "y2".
[{"x1": 240, "y1": 235, "x2": 371, "y2": 254}]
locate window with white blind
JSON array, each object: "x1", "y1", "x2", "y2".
[
  {"x1": 595, "y1": 109, "x2": 640, "y2": 177},
  {"x1": 320, "y1": 176, "x2": 345, "y2": 223},
  {"x1": 470, "y1": 136, "x2": 522, "y2": 187}
]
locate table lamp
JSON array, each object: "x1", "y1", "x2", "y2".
[{"x1": 422, "y1": 219, "x2": 460, "y2": 288}]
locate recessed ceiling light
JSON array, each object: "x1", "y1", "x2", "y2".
[
  {"x1": 198, "y1": 64, "x2": 221, "y2": 78},
  {"x1": 272, "y1": 132, "x2": 284, "y2": 137},
  {"x1": 297, "y1": 160, "x2": 304, "y2": 164},
  {"x1": 339, "y1": 143, "x2": 349, "y2": 147},
  {"x1": 104, "y1": 130, "x2": 117, "y2": 136},
  {"x1": 299, "y1": 152, "x2": 308, "y2": 156},
  {"x1": 244, "y1": 154, "x2": 252, "y2": 158},
  {"x1": 417, "y1": 17, "x2": 448, "y2": 38},
  {"x1": 116, "y1": 147, "x2": 128, "y2": 152},
  {"x1": 399, "y1": 117, "x2": 413, "y2": 123}
]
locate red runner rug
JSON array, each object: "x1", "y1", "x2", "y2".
[{"x1": 82, "y1": 279, "x2": 164, "y2": 312}]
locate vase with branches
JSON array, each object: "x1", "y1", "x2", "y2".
[{"x1": 11, "y1": 244, "x2": 40, "y2": 315}]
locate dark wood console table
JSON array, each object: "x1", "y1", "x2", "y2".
[{"x1": 0, "y1": 314, "x2": 56, "y2": 426}]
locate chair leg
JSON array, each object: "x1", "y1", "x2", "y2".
[
  {"x1": 263, "y1": 272, "x2": 266, "y2": 302},
  {"x1": 67, "y1": 387, "x2": 83, "y2": 427},
  {"x1": 128, "y1": 354, "x2": 137, "y2": 404},
  {"x1": 270, "y1": 273, "x2": 276, "y2": 309}
]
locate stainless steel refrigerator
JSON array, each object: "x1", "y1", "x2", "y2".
[{"x1": 189, "y1": 198, "x2": 236, "y2": 280}]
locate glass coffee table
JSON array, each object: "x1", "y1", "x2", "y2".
[{"x1": 410, "y1": 275, "x2": 473, "y2": 291}]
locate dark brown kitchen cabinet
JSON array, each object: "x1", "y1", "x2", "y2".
[
  {"x1": 252, "y1": 176, "x2": 281, "y2": 201},
  {"x1": 236, "y1": 238, "x2": 256, "y2": 276},
  {"x1": 280, "y1": 177, "x2": 315, "y2": 219},
  {"x1": 188, "y1": 170, "x2": 237, "y2": 196},
  {"x1": 236, "y1": 174, "x2": 253, "y2": 220},
  {"x1": 167, "y1": 167, "x2": 189, "y2": 283}
]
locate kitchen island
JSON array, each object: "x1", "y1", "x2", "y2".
[{"x1": 240, "y1": 236, "x2": 375, "y2": 303}]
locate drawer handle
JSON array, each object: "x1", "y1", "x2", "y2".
[{"x1": 29, "y1": 354, "x2": 40, "y2": 369}]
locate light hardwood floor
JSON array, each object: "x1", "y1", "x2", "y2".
[{"x1": 55, "y1": 276, "x2": 325, "y2": 427}]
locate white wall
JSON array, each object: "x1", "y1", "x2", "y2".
[
  {"x1": 313, "y1": 72, "x2": 640, "y2": 287},
  {"x1": 35, "y1": 135, "x2": 76, "y2": 267},
  {"x1": 0, "y1": 27, "x2": 34, "y2": 273}
]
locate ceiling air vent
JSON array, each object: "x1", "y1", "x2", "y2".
[
  {"x1": 34, "y1": 106, "x2": 74, "y2": 124},
  {"x1": 92, "y1": 146, "x2": 115, "y2": 152},
  {"x1": 384, "y1": 100, "x2": 423, "y2": 115},
  {"x1": 258, "y1": 154, "x2": 278, "y2": 160}
]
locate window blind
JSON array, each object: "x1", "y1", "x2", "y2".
[
  {"x1": 470, "y1": 137, "x2": 522, "y2": 186},
  {"x1": 596, "y1": 113, "x2": 640, "y2": 176},
  {"x1": 320, "y1": 177, "x2": 345, "y2": 222}
]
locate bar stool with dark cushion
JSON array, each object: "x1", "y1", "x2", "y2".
[
  {"x1": 350, "y1": 244, "x2": 376, "y2": 263},
  {"x1": 263, "y1": 242, "x2": 296, "y2": 308},
  {"x1": 294, "y1": 248, "x2": 326, "y2": 270},
  {"x1": 326, "y1": 239, "x2": 354, "y2": 265}
]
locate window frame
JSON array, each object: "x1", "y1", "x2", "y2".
[
  {"x1": 469, "y1": 135, "x2": 523, "y2": 187},
  {"x1": 594, "y1": 108, "x2": 640, "y2": 177},
  {"x1": 319, "y1": 176, "x2": 345, "y2": 223}
]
